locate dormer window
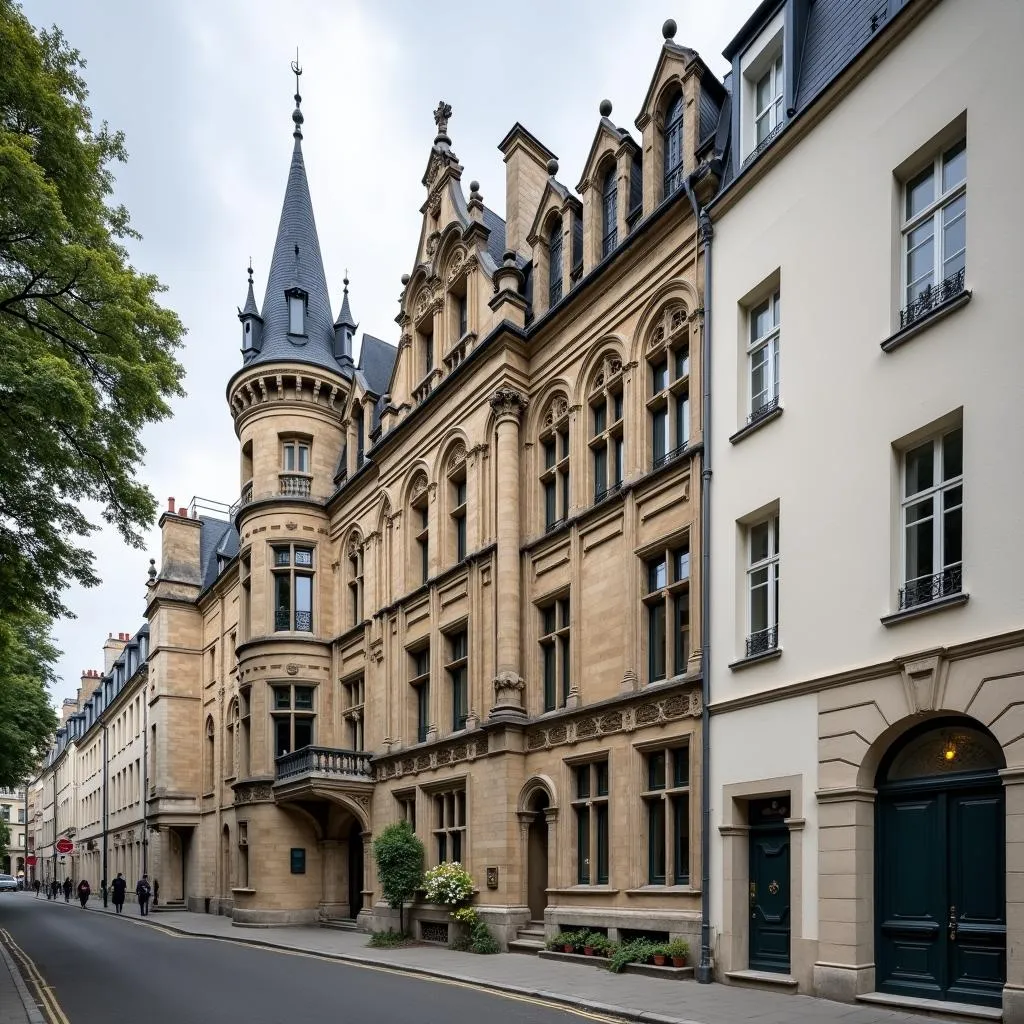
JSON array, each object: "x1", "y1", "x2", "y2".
[
  {"x1": 601, "y1": 164, "x2": 618, "y2": 258},
  {"x1": 754, "y1": 55, "x2": 784, "y2": 147},
  {"x1": 548, "y1": 217, "x2": 563, "y2": 307},
  {"x1": 663, "y1": 93, "x2": 684, "y2": 198},
  {"x1": 286, "y1": 288, "x2": 307, "y2": 336},
  {"x1": 242, "y1": 320, "x2": 254, "y2": 352},
  {"x1": 739, "y1": 10, "x2": 785, "y2": 163}
]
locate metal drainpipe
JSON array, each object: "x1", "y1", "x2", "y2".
[
  {"x1": 683, "y1": 173, "x2": 714, "y2": 985},
  {"x1": 102, "y1": 721, "x2": 109, "y2": 906}
]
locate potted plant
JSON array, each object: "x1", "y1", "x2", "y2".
[
  {"x1": 582, "y1": 931, "x2": 599, "y2": 956},
  {"x1": 564, "y1": 930, "x2": 582, "y2": 954},
  {"x1": 651, "y1": 944, "x2": 669, "y2": 967},
  {"x1": 666, "y1": 938, "x2": 689, "y2": 968}
]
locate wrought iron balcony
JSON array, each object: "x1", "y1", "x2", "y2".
[
  {"x1": 898, "y1": 565, "x2": 962, "y2": 611},
  {"x1": 279, "y1": 473, "x2": 312, "y2": 498},
  {"x1": 899, "y1": 268, "x2": 966, "y2": 331},
  {"x1": 275, "y1": 609, "x2": 312, "y2": 632},
  {"x1": 545, "y1": 516, "x2": 567, "y2": 535},
  {"x1": 652, "y1": 442, "x2": 689, "y2": 470},
  {"x1": 594, "y1": 480, "x2": 624, "y2": 504},
  {"x1": 275, "y1": 745, "x2": 373, "y2": 782},
  {"x1": 228, "y1": 481, "x2": 253, "y2": 518},
  {"x1": 748, "y1": 395, "x2": 780, "y2": 426},
  {"x1": 745, "y1": 625, "x2": 778, "y2": 658}
]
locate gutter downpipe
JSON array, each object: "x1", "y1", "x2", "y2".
[
  {"x1": 683, "y1": 171, "x2": 714, "y2": 985},
  {"x1": 102, "y1": 721, "x2": 109, "y2": 906}
]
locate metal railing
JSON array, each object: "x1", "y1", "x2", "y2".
[
  {"x1": 274, "y1": 609, "x2": 312, "y2": 632},
  {"x1": 898, "y1": 565, "x2": 962, "y2": 611},
  {"x1": 747, "y1": 395, "x2": 780, "y2": 426},
  {"x1": 652, "y1": 441, "x2": 689, "y2": 471},
  {"x1": 742, "y1": 122, "x2": 784, "y2": 168},
  {"x1": 275, "y1": 746, "x2": 373, "y2": 782},
  {"x1": 745, "y1": 625, "x2": 778, "y2": 658},
  {"x1": 899, "y1": 268, "x2": 966, "y2": 331}
]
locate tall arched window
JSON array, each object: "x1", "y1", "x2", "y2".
[
  {"x1": 225, "y1": 699, "x2": 238, "y2": 779},
  {"x1": 663, "y1": 93, "x2": 684, "y2": 198},
  {"x1": 601, "y1": 164, "x2": 618, "y2": 257},
  {"x1": 539, "y1": 396, "x2": 571, "y2": 530},
  {"x1": 548, "y1": 217, "x2": 563, "y2": 307},
  {"x1": 588, "y1": 354, "x2": 625, "y2": 502},
  {"x1": 346, "y1": 534, "x2": 364, "y2": 626},
  {"x1": 204, "y1": 716, "x2": 215, "y2": 794}
]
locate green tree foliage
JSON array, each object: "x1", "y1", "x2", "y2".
[
  {"x1": 0, "y1": 820, "x2": 10, "y2": 864},
  {"x1": 372, "y1": 821, "x2": 424, "y2": 935},
  {"x1": 0, "y1": 0, "x2": 185, "y2": 623},
  {"x1": 0, "y1": 611, "x2": 58, "y2": 788}
]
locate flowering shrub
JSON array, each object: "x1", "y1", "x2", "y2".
[{"x1": 422, "y1": 861, "x2": 474, "y2": 906}]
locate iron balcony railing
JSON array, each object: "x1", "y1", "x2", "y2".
[
  {"x1": 652, "y1": 441, "x2": 689, "y2": 471},
  {"x1": 275, "y1": 745, "x2": 373, "y2": 782},
  {"x1": 748, "y1": 394, "x2": 780, "y2": 426},
  {"x1": 594, "y1": 481, "x2": 624, "y2": 504},
  {"x1": 899, "y1": 267, "x2": 966, "y2": 331},
  {"x1": 275, "y1": 609, "x2": 312, "y2": 632},
  {"x1": 745, "y1": 625, "x2": 778, "y2": 658},
  {"x1": 898, "y1": 564, "x2": 962, "y2": 611}
]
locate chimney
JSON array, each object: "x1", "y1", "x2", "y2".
[
  {"x1": 497, "y1": 123, "x2": 557, "y2": 259},
  {"x1": 156, "y1": 497, "x2": 203, "y2": 588},
  {"x1": 60, "y1": 697, "x2": 79, "y2": 726},
  {"x1": 102, "y1": 633, "x2": 127, "y2": 673}
]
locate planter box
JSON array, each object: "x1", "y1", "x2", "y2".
[{"x1": 538, "y1": 949, "x2": 695, "y2": 981}]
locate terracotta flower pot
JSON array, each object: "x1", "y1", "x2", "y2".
[
  {"x1": 671, "y1": 956, "x2": 686, "y2": 968},
  {"x1": 653, "y1": 954, "x2": 667, "y2": 966},
  {"x1": 563, "y1": 944, "x2": 574, "y2": 953},
  {"x1": 583, "y1": 946, "x2": 594, "y2": 956}
]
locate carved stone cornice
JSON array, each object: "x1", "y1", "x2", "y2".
[
  {"x1": 490, "y1": 387, "x2": 528, "y2": 422},
  {"x1": 374, "y1": 731, "x2": 488, "y2": 782}
]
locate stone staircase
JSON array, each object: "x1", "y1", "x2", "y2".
[
  {"x1": 508, "y1": 921, "x2": 545, "y2": 955},
  {"x1": 152, "y1": 898, "x2": 186, "y2": 913},
  {"x1": 320, "y1": 917, "x2": 358, "y2": 931}
]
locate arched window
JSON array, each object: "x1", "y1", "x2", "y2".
[
  {"x1": 601, "y1": 164, "x2": 618, "y2": 257},
  {"x1": 224, "y1": 699, "x2": 238, "y2": 779},
  {"x1": 347, "y1": 534, "x2": 364, "y2": 626},
  {"x1": 409, "y1": 474, "x2": 430, "y2": 585},
  {"x1": 647, "y1": 306, "x2": 691, "y2": 469},
  {"x1": 539, "y1": 396, "x2": 570, "y2": 530},
  {"x1": 204, "y1": 716, "x2": 215, "y2": 794},
  {"x1": 663, "y1": 92, "x2": 684, "y2": 198},
  {"x1": 588, "y1": 354, "x2": 625, "y2": 502},
  {"x1": 548, "y1": 217, "x2": 563, "y2": 307},
  {"x1": 446, "y1": 447, "x2": 468, "y2": 565}
]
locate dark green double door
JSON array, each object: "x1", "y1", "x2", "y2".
[{"x1": 876, "y1": 781, "x2": 1005, "y2": 1007}]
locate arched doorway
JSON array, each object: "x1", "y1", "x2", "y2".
[
  {"x1": 875, "y1": 718, "x2": 1006, "y2": 1008},
  {"x1": 526, "y1": 789, "x2": 550, "y2": 922}
]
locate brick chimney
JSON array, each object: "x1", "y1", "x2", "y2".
[
  {"x1": 497, "y1": 123, "x2": 556, "y2": 259},
  {"x1": 156, "y1": 494, "x2": 203, "y2": 587},
  {"x1": 102, "y1": 633, "x2": 128, "y2": 673}
]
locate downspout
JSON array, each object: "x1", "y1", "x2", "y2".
[
  {"x1": 142, "y1": 674, "x2": 149, "y2": 876},
  {"x1": 683, "y1": 172, "x2": 714, "y2": 985},
  {"x1": 102, "y1": 721, "x2": 109, "y2": 906}
]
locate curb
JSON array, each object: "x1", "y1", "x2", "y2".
[
  {"x1": 0, "y1": 932, "x2": 48, "y2": 1024},
  {"x1": 47, "y1": 899, "x2": 706, "y2": 1024}
]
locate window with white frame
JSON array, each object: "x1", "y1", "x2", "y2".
[
  {"x1": 748, "y1": 291, "x2": 780, "y2": 422},
  {"x1": 746, "y1": 513, "x2": 779, "y2": 657},
  {"x1": 899, "y1": 425, "x2": 962, "y2": 610},
  {"x1": 754, "y1": 54, "x2": 784, "y2": 148},
  {"x1": 901, "y1": 138, "x2": 966, "y2": 329}
]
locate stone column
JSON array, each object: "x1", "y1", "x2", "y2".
[
  {"x1": 361, "y1": 830, "x2": 375, "y2": 914},
  {"x1": 318, "y1": 838, "x2": 344, "y2": 920},
  {"x1": 489, "y1": 387, "x2": 528, "y2": 720}
]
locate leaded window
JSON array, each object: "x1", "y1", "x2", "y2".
[
  {"x1": 272, "y1": 544, "x2": 314, "y2": 632},
  {"x1": 643, "y1": 544, "x2": 690, "y2": 682},
  {"x1": 601, "y1": 164, "x2": 618, "y2": 257},
  {"x1": 548, "y1": 217, "x2": 563, "y2": 307},
  {"x1": 573, "y1": 760, "x2": 609, "y2": 885},
  {"x1": 643, "y1": 746, "x2": 690, "y2": 885}
]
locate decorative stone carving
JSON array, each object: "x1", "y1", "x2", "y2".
[
  {"x1": 446, "y1": 442, "x2": 467, "y2": 474},
  {"x1": 447, "y1": 249, "x2": 466, "y2": 282},
  {"x1": 490, "y1": 387, "x2": 528, "y2": 422},
  {"x1": 490, "y1": 670, "x2": 526, "y2": 719},
  {"x1": 897, "y1": 650, "x2": 949, "y2": 715},
  {"x1": 347, "y1": 533, "x2": 362, "y2": 556},
  {"x1": 415, "y1": 289, "x2": 431, "y2": 321},
  {"x1": 410, "y1": 474, "x2": 428, "y2": 501},
  {"x1": 427, "y1": 191, "x2": 442, "y2": 217},
  {"x1": 433, "y1": 100, "x2": 453, "y2": 136},
  {"x1": 426, "y1": 232, "x2": 440, "y2": 258},
  {"x1": 286, "y1": 663, "x2": 299, "y2": 676},
  {"x1": 234, "y1": 782, "x2": 274, "y2": 805}
]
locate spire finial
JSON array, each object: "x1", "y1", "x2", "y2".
[
  {"x1": 433, "y1": 100, "x2": 453, "y2": 142},
  {"x1": 343, "y1": 268, "x2": 349, "y2": 292},
  {"x1": 247, "y1": 259, "x2": 254, "y2": 285},
  {"x1": 291, "y1": 49, "x2": 304, "y2": 139}
]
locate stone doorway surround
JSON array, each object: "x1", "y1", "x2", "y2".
[{"x1": 718, "y1": 774, "x2": 811, "y2": 991}]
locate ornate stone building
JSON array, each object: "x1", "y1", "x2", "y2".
[{"x1": 143, "y1": 22, "x2": 723, "y2": 948}]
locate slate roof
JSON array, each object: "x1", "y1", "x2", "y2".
[
  {"x1": 242, "y1": 119, "x2": 351, "y2": 378},
  {"x1": 199, "y1": 516, "x2": 238, "y2": 590},
  {"x1": 358, "y1": 333, "x2": 398, "y2": 399}
]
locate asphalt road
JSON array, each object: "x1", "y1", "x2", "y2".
[{"x1": 0, "y1": 895, "x2": 597, "y2": 1024}]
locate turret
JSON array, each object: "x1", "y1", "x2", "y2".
[
  {"x1": 238, "y1": 264, "x2": 263, "y2": 355},
  {"x1": 333, "y1": 274, "x2": 356, "y2": 368}
]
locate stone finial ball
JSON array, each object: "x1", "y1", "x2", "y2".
[
  {"x1": 599, "y1": 99, "x2": 613, "y2": 118},
  {"x1": 546, "y1": 157, "x2": 559, "y2": 176},
  {"x1": 469, "y1": 180, "x2": 480, "y2": 193},
  {"x1": 663, "y1": 18, "x2": 677, "y2": 40},
  {"x1": 400, "y1": 274, "x2": 410, "y2": 286}
]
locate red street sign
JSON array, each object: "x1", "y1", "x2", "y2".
[
  {"x1": 25, "y1": 856, "x2": 36, "y2": 866},
  {"x1": 55, "y1": 838, "x2": 73, "y2": 854}
]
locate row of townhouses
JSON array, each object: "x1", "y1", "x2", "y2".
[{"x1": 30, "y1": 1, "x2": 1024, "y2": 1019}]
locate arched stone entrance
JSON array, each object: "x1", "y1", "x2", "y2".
[
  {"x1": 875, "y1": 718, "x2": 1006, "y2": 1008},
  {"x1": 517, "y1": 776, "x2": 557, "y2": 923}
]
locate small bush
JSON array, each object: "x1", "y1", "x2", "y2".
[
  {"x1": 586, "y1": 932, "x2": 614, "y2": 956},
  {"x1": 368, "y1": 929, "x2": 414, "y2": 948},
  {"x1": 468, "y1": 918, "x2": 499, "y2": 954},
  {"x1": 665, "y1": 938, "x2": 690, "y2": 961},
  {"x1": 607, "y1": 938, "x2": 658, "y2": 973}
]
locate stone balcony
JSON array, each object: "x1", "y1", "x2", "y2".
[{"x1": 273, "y1": 746, "x2": 374, "y2": 811}]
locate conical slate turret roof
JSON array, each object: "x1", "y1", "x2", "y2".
[
  {"x1": 243, "y1": 89, "x2": 350, "y2": 377},
  {"x1": 334, "y1": 276, "x2": 357, "y2": 331}
]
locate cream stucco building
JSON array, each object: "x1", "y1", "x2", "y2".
[{"x1": 707, "y1": 0, "x2": 1024, "y2": 1020}]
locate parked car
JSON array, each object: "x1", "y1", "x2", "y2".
[{"x1": 0, "y1": 875, "x2": 18, "y2": 893}]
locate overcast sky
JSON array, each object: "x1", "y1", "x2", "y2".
[{"x1": 21, "y1": 0, "x2": 749, "y2": 707}]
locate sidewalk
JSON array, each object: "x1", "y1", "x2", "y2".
[
  {"x1": 59, "y1": 898, "x2": 960, "y2": 1024},
  {"x1": 0, "y1": 927, "x2": 46, "y2": 1024}
]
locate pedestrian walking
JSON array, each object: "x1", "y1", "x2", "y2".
[
  {"x1": 76, "y1": 879, "x2": 91, "y2": 908},
  {"x1": 153, "y1": 878, "x2": 159, "y2": 908},
  {"x1": 32, "y1": 879, "x2": 40, "y2": 898},
  {"x1": 62, "y1": 878, "x2": 72, "y2": 903},
  {"x1": 135, "y1": 874, "x2": 151, "y2": 916},
  {"x1": 49, "y1": 879, "x2": 58, "y2": 900},
  {"x1": 111, "y1": 873, "x2": 127, "y2": 914}
]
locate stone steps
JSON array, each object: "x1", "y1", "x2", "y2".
[
  {"x1": 320, "y1": 918, "x2": 358, "y2": 931},
  {"x1": 509, "y1": 921, "x2": 546, "y2": 955},
  {"x1": 152, "y1": 899, "x2": 186, "y2": 914}
]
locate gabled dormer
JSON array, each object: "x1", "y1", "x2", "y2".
[
  {"x1": 526, "y1": 162, "x2": 582, "y2": 319},
  {"x1": 576, "y1": 101, "x2": 640, "y2": 274},
  {"x1": 635, "y1": 19, "x2": 727, "y2": 216}
]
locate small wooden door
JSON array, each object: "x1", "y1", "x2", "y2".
[
  {"x1": 749, "y1": 799, "x2": 791, "y2": 973},
  {"x1": 876, "y1": 722, "x2": 1006, "y2": 1008}
]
